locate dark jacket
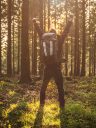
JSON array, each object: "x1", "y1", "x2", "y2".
[{"x1": 33, "y1": 21, "x2": 72, "y2": 65}]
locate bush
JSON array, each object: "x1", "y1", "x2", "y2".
[{"x1": 61, "y1": 102, "x2": 96, "y2": 128}]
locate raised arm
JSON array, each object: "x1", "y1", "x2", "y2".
[
  {"x1": 61, "y1": 20, "x2": 72, "y2": 43},
  {"x1": 32, "y1": 18, "x2": 43, "y2": 39}
]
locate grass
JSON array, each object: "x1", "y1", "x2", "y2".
[{"x1": 0, "y1": 77, "x2": 96, "y2": 128}]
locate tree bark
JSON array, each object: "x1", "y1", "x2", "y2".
[
  {"x1": 20, "y1": 0, "x2": 31, "y2": 83},
  {"x1": 17, "y1": 0, "x2": 21, "y2": 74},
  {"x1": 7, "y1": 0, "x2": 12, "y2": 76},
  {"x1": 74, "y1": 0, "x2": 80, "y2": 76},
  {"x1": 81, "y1": 0, "x2": 86, "y2": 76},
  {"x1": 0, "y1": 0, "x2": 1, "y2": 75}
]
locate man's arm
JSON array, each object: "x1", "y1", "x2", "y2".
[
  {"x1": 61, "y1": 20, "x2": 72, "y2": 43},
  {"x1": 32, "y1": 18, "x2": 43, "y2": 39}
]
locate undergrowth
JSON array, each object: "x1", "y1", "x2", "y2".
[{"x1": 0, "y1": 77, "x2": 96, "y2": 128}]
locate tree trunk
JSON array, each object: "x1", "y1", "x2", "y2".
[
  {"x1": 54, "y1": 0, "x2": 56, "y2": 29},
  {"x1": 17, "y1": 0, "x2": 21, "y2": 74},
  {"x1": 93, "y1": 33, "x2": 96, "y2": 75},
  {"x1": 20, "y1": 0, "x2": 31, "y2": 83},
  {"x1": 32, "y1": 28, "x2": 37, "y2": 76},
  {"x1": 74, "y1": 0, "x2": 80, "y2": 76},
  {"x1": 70, "y1": 36, "x2": 73, "y2": 76},
  {"x1": 39, "y1": 0, "x2": 44, "y2": 77},
  {"x1": 0, "y1": 0, "x2": 1, "y2": 75},
  {"x1": 7, "y1": 0, "x2": 12, "y2": 76},
  {"x1": 43, "y1": 0, "x2": 46, "y2": 31},
  {"x1": 81, "y1": 0, "x2": 86, "y2": 76},
  {"x1": 12, "y1": 0, "x2": 15, "y2": 75},
  {"x1": 39, "y1": 0, "x2": 43, "y2": 30},
  {"x1": 65, "y1": 42, "x2": 68, "y2": 76},
  {"x1": 48, "y1": 0, "x2": 50, "y2": 30}
]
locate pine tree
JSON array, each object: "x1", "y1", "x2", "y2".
[
  {"x1": 7, "y1": 0, "x2": 12, "y2": 76},
  {"x1": 20, "y1": 0, "x2": 31, "y2": 83},
  {"x1": 0, "y1": 0, "x2": 1, "y2": 75},
  {"x1": 81, "y1": 0, "x2": 86, "y2": 76}
]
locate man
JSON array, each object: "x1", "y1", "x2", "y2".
[{"x1": 33, "y1": 18, "x2": 72, "y2": 107}]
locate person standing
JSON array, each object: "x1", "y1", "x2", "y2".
[{"x1": 33, "y1": 18, "x2": 72, "y2": 107}]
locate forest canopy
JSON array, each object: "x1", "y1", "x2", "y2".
[{"x1": 0, "y1": 0, "x2": 96, "y2": 80}]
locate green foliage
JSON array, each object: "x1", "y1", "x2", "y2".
[
  {"x1": 7, "y1": 102, "x2": 29, "y2": 128},
  {"x1": 63, "y1": 102, "x2": 96, "y2": 128}
]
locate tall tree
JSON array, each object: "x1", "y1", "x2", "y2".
[
  {"x1": 0, "y1": 0, "x2": 1, "y2": 75},
  {"x1": 93, "y1": 32, "x2": 96, "y2": 75},
  {"x1": 20, "y1": 0, "x2": 31, "y2": 83},
  {"x1": 39, "y1": 0, "x2": 43, "y2": 30},
  {"x1": 32, "y1": 28, "x2": 37, "y2": 76},
  {"x1": 88, "y1": 0, "x2": 92, "y2": 76},
  {"x1": 54, "y1": 0, "x2": 57, "y2": 29},
  {"x1": 17, "y1": 0, "x2": 21, "y2": 74},
  {"x1": 31, "y1": 0, "x2": 38, "y2": 76},
  {"x1": 12, "y1": 0, "x2": 15, "y2": 75},
  {"x1": 7, "y1": 0, "x2": 12, "y2": 76},
  {"x1": 43, "y1": 0, "x2": 46, "y2": 31},
  {"x1": 81, "y1": 0, "x2": 86, "y2": 76},
  {"x1": 65, "y1": 0, "x2": 68, "y2": 76},
  {"x1": 39, "y1": 0, "x2": 44, "y2": 77},
  {"x1": 48, "y1": 0, "x2": 50, "y2": 30},
  {"x1": 74, "y1": 0, "x2": 80, "y2": 76}
]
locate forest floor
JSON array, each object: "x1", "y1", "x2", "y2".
[{"x1": 0, "y1": 76, "x2": 96, "y2": 128}]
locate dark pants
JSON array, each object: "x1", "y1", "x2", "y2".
[{"x1": 40, "y1": 63, "x2": 65, "y2": 107}]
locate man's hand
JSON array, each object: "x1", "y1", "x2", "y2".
[
  {"x1": 68, "y1": 15, "x2": 73, "y2": 24},
  {"x1": 32, "y1": 18, "x2": 43, "y2": 38},
  {"x1": 66, "y1": 15, "x2": 73, "y2": 32},
  {"x1": 32, "y1": 18, "x2": 37, "y2": 23},
  {"x1": 32, "y1": 18, "x2": 40, "y2": 24}
]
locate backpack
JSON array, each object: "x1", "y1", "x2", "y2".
[{"x1": 41, "y1": 32, "x2": 58, "y2": 65}]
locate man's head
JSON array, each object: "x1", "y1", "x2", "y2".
[
  {"x1": 49, "y1": 28, "x2": 56, "y2": 34},
  {"x1": 42, "y1": 28, "x2": 57, "y2": 41}
]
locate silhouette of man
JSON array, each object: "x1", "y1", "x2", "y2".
[{"x1": 33, "y1": 18, "x2": 72, "y2": 107}]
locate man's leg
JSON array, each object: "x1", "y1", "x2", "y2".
[
  {"x1": 54, "y1": 65, "x2": 65, "y2": 108},
  {"x1": 40, "y1": 66, "x2": 51, "y2": 106}
]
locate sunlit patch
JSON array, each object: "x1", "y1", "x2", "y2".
[
  {"x1": 0, "y1": 102, "x2": 3, "y2": 105},
  {"x1": 0, "y1": 81, "x2": 7, "y2": 86},
  {"x1": 43, "y1": 103, "x2": 60, "y2": 126},
  {"x1": 2, "y1": 104, "x2": 18, "y2": 119},
  {"x1": 8, "y1": 90, "x2": 16, "y2": 97},
  {"x1": 18, "y1": 102, "x2": 40, "y2": 126}
]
